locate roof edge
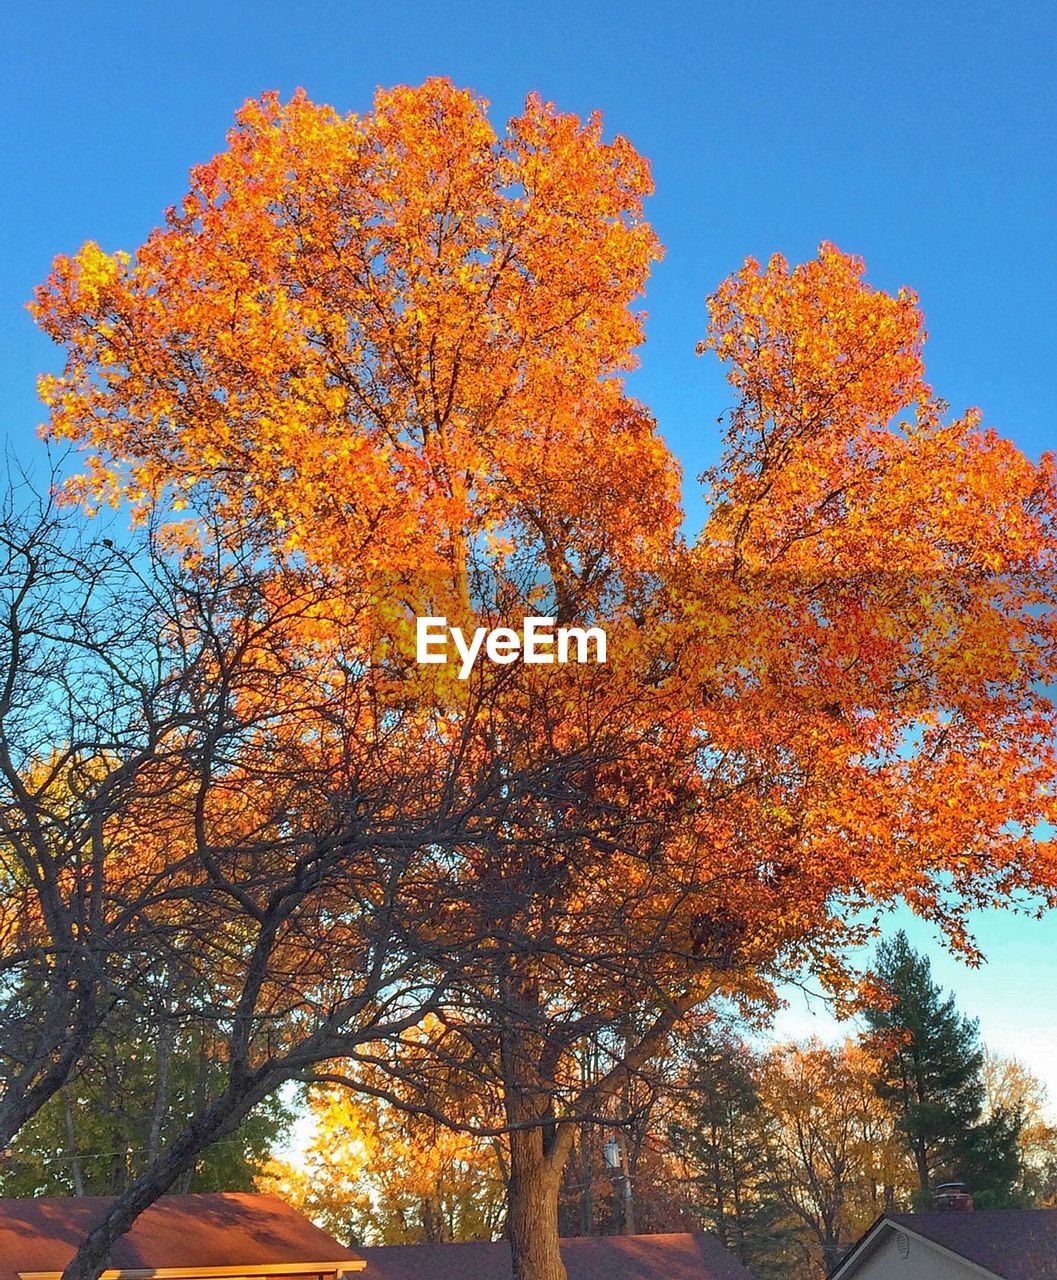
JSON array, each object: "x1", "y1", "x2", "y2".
[
  {"x1": 19, "y1": 1262, "x2": 366, "y2": 1280},
  {"x1": 829, "y1": 1215, "x2": 1002, "y2": 1280}
]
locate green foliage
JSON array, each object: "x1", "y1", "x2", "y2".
[
  {"x1": 864, "y1": 931, "x2": 1024, "y2": 1206},
  {"x1": 0, "y1": 1017, "x2": 291, "y2": 1197},
  {"x1": 669, "y1": 1036, "x2": 797, "y2": 1280}
]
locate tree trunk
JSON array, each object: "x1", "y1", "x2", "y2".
[
  {"x1": 913, "y1": 1136, "x2": 930, "y2": 1196},
  {"x1": 499, "y1": 961, "x2": 568, "y2": 1280},
  {"x1": 579, "y1": 1125, "x2": 593, "y2": 1235},
  {"x1": 147, "y1": 1020, "x2": 172, "y2": 1163},
  {"x1": 822, "y1": 1235, "x2": 843, "y2": 1273},
  {"x1": 507, "y1": 1123, "x2": 566, "y2": 1280},
  {"x1": 623, "y1": 1174, "x2": 636, "y2": 1235},
  {"x1": 622, "y1": 1125, "x2": 638, "y2": 1236},
  {"x1": 498, "y1": 985, "x2": 703, "y2": 1280}
]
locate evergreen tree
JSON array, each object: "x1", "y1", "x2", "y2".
[
  {"x1": 864, "y1": 932, "x2": 1023, "y2": 1206},
  {"x1": 669, "y1": 1037, "x2": 795, "y2": 1280}
]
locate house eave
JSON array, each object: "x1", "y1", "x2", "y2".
[{"x1": 19, "y1": 1262, "x2": 366, "y2": 1280}]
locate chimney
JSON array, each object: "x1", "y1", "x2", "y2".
[{"x1": 934, "y1": 1181, "x2": 974, "y2": 1212}]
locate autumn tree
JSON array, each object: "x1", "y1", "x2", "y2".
[
  {"x1": 261, "y1": 1083, "x2": 505, "y2": 1245},
  {"x1": 667, "y1": 1035, "x2": 908, "y2": 1279},
  {"x1": 756, "y1": 1040, "x2": 908, "y2": 1273},
  {"x1": 29, "y1": 79, "x2": 689, "y2": 1280},
  {"x1": 982, "y1": 1051, "x2": 1057, "y2": 1204},
  {"x1": 29, "y1": 75, "x2": 1057, "y2": 1280}
]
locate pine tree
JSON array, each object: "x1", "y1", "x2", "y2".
[
  {"x1": 864, "y1": 932, "x2": 1023, "y2": 1206},
  {"x1": 670, "y1": 1038, "x2": 795, "y2": 1280}
]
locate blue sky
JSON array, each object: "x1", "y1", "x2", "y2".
[{"x1": 3, "y1": 1, "x2": 1055, "y2": 1094}]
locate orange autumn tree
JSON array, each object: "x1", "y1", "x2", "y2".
[
  {"x1": 691, "y1": 245, "x2": 1057, "y2": 938},
  {"x1": 29, "y1": 77, "x2": 1057, "y2": 1280},
  {"x1": 312, "y1": 245, "x2": 1057, "y2": 1280},
  {"x1": 31, "y1": 80, "x2": 688, "y2": 1280},
  {"x1": 261, "y1": 1083, "x2": 505, "y2": 1244}
]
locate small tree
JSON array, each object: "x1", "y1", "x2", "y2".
[
  {"x1": 759, "y1": 1040, "x2": 906, "y2": 1272},
  {"x1": 983, "y1": 1052, "x2": 1057, "y2": 1204},
  {"x1": 0, "y1": 488, "x2": 572, "y2": 1278}
]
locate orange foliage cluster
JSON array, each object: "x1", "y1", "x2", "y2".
[
  {"x1": 25, "y1": 77, "x2": 1057, "y2": 1150},
  {"x1": 32, "y1": 80, "x2": 678, "y2": 614}
]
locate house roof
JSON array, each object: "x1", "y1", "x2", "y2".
[
  {"x1": 358, "y1": 1231, "x2": 755, "y2": 1280},
  {"x1": 0, "y1": 1192, "x2": 363, "y2": 1279},
  {"x1": 832, "y1": 1209, "x2": 1057, "y2": 1280}
]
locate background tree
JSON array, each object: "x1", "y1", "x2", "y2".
[
  {"x1": 0, "y1": 1014, "x2": 291, "y2": 1197},
  {"x1": 757, "y1": 1040, "x2": 905, "y2": 1274},
  {"x1": 551, "y1": 1030, "x2": 695, "y2": 1239},
  {"x1": 667, "y1": 1034, "x2": 794, "y2": 1279},
  {"x1": 864, "y1": 932, "x2": 1024, "y2": 1206},
  {"x1": 982, "y1": 1051, "x2": 1057, "y2": 1204},
  {"x1": 261, "y1": 1083, "x2": 505, "y2": 1245}
]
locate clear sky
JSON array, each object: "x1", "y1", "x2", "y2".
[{"x1": 3, "y1": 1, "x2": 1055, "y2": 1095}]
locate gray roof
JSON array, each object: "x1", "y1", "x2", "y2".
[{"x1": 835, "y1": 1209, "x2": 1057, "y2": 1280}]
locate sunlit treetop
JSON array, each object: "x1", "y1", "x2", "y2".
[
  {"x1": 27, "y1": 85, "x2": 1057, "y2": 983},
  {"x1": 33, "y1": 79, "x2": 679, "y2": 604},
  {"x1": 699, "y1": 244, "x2": 1055, "y2": 576}
]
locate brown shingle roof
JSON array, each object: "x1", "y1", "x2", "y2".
[
  {"x1": 888, "y1": 1209, "x2": 1057, "y2": 1279},
  {"x1": 358, "y1": 1232, "x2": 755, "y2": 1280},
  {"x1": 0, "y1": 1192, "x2": 362, "y2": 1279}
]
